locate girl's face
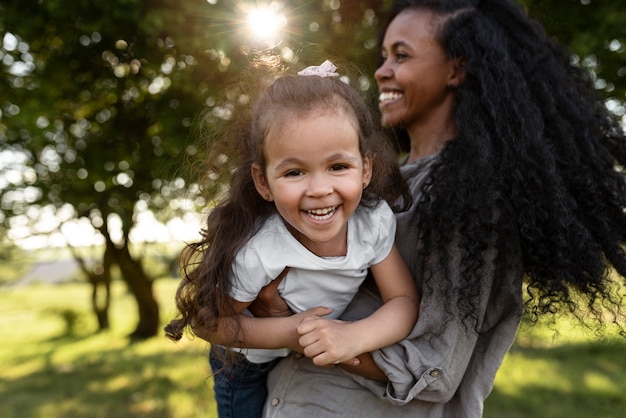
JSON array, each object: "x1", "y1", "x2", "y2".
[
  {"x1": 375, "y1": 9, "x2": 461, "y2": 130},
  {"x1": 252, "y1": 110, "x2": 372, "y2": 257}
]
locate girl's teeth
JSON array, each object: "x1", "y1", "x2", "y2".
[{"x1": 306, "y1": 206, "x2": 337, "y2": 220}]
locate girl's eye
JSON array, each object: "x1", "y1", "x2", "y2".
[
  {"x1": 330, "y1": 164, "x2": 348, "y2": 171},
  {"x1": 285, "y1": 169, "x2": 303, "y2": 177}
]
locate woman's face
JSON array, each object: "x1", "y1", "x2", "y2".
[{"x1": 375, "y1": 9, "x2": 459, "y2": 130}]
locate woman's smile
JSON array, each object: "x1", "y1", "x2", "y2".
[{"x1": 379, "y1": 91, "x2": 403, "y2": 107}]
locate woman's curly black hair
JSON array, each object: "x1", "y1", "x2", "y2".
[{"x1": 384, "y1": 0, "x2": 626, "y2": 331}]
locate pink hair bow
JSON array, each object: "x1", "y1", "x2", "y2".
[{"x1": 297, "y1": 60, "x2": 339, "y2": 77}]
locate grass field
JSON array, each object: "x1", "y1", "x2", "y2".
[{"x1": 2, "y1": 279, "x2": 624, "y2": 418}]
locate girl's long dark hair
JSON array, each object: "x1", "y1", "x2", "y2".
[
  {"x1": 384, "y1": 0, "x2": 626, "y2": 330},
  {"x1": 165, "y1": 74, "x2": 411, "y2": 342}
]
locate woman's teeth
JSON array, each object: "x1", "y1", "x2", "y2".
[{"x1": 379, "y1": 91, "x2": 402, "y2": 103}]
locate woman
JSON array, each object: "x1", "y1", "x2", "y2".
[{"x1": 256, "y1": 0, "x2": 626, "y2": 417}]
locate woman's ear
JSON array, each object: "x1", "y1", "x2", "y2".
[
  {"x1": 251, "y1": 164, "x2": 273, "y2": 201},
  {"x1": 447, "y1": 56, "x2": 466, "y2": 89}
]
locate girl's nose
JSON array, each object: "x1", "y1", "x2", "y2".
[{"x1": 306, "y1": 174, "x2": 333, "y2": 197}]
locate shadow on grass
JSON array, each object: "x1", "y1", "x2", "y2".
[
  {"x1": 4, "y1": 329, "x2": 624, "y2": 418},
  {"x1": 484, "y1": 339, "x2": 625, "y2": 418},
  {"x1": 2, "y1": 334, "x2": 215, "y2": 418}
]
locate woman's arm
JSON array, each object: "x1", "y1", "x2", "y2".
[
  {"x1": 348, "y1": 231, "x2": 524, "y2": 405},
  {"x1": 247, "y1": 268, "x2": 293, "y2": 318},
  {"x1": 296, "y1": 244, "x2": 419, "y2": 366},
  {"x1": 338, "y1": 352, "x2": 387, "y2": 381}
]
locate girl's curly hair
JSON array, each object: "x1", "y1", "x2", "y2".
[{"x1": 165, "y1": 73, "x2": 411, "y2": 342}]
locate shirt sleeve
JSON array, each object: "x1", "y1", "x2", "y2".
[
  {"x1": 229, "y1": 245, "x2": 272, "y2": 303},
  {"x1": 342, "y1": 228, "x2": 523, "y2": 406},
  {"x1": 367, "y1": 201, "x2": 397, "y2": 265}
]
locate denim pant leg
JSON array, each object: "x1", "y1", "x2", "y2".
[{"x1": 209, "y1": 346, "x2": 280, "y2": 418}]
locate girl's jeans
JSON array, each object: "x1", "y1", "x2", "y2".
[{"x1": 209, "y1": 345, "x2": 280, "y2": 418}]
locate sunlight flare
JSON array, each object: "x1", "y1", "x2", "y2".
[{"x1": 247, "y1": 5, "x2": 286, "y2": 40}]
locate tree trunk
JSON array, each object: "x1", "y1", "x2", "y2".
[
  {"x1": 70, "y1": 243, "x2": 112, "y2": 332},
  {"x1": 91, "y1": 243, "x2": 114, "y2": 330},
  {"x1": 106, "y1": 238, "x2": 160, "y2": 339},
  {"x1": 91, "y1": 280, "x2": 111, "y2": 330}
]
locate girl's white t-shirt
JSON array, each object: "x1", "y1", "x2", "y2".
[{"x1": 229, "y1": 200, "x2": 396, "y2": 363}]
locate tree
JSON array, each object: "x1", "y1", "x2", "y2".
[
  {"x1": 522, "y1": 0, "x2": 626, "y2": 106},
  {"x1": 0, "y1": 0, "x2": 217, "y2": 338},
  {"x1": 1, "y1": 0, "x2": 624, "y2": 339},
  {"x1": 0, "y1": 0, "x2": 392, "y2": 339}
]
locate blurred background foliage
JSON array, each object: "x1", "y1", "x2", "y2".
[{"x1": 1, "y1": 0, "x2": 625, "y2": 339}]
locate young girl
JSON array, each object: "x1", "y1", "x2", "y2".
[{"x1": 165, "y1": 61, "x2": 419, "y2": 418}]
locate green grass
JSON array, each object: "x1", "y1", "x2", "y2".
[
  {"x1": 1, "y1": 279, "x2": 625, "y2": 418},
  {"x1": 485, "y1": 317, "x2": 625, "y2": 418},
  {"x1": 1, "y1": 279, "x2": 217, "y2": 418}
]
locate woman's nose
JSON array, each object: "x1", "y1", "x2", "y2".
[{"x1": 375, "y1": 61, "x2": 392, "y2": 83}]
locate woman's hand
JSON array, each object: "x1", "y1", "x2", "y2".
[{"x1": 248, "y1": 268, "x2": 292, "y2": 318}]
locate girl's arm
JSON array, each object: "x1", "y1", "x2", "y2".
[
  {"x1": 191, "y1": 298, "x2": 332, "y2": 352},
  {"x1": 297, "y1": 244, "x2": 419, "y2": 366}
]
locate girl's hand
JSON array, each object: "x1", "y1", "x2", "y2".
[
  {"x1": 297, "y1": 317, "x2": 362, "y2": 367},
  {"x1": 281, "y1": 306, "x2": 334, "y2": 352}
]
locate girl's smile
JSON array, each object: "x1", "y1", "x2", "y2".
[
  {"x1": 252, "y1": 109, "x2": 372, "y2": 257},
  {"x1": 304, "y1": 205, "x2": 339, "y2": 222}
]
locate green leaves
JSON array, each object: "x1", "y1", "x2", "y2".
[{"x1": 1, "y1": 0, "x2": 624, "y2": 240}]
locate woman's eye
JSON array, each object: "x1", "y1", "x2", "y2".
[{"x1": 396, "y1": 52, "x2": 408, "y2": 61}]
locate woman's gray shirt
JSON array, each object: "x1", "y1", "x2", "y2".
[{"x1": 263, "y1": 154, "x2": 524, "y2": 418}]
